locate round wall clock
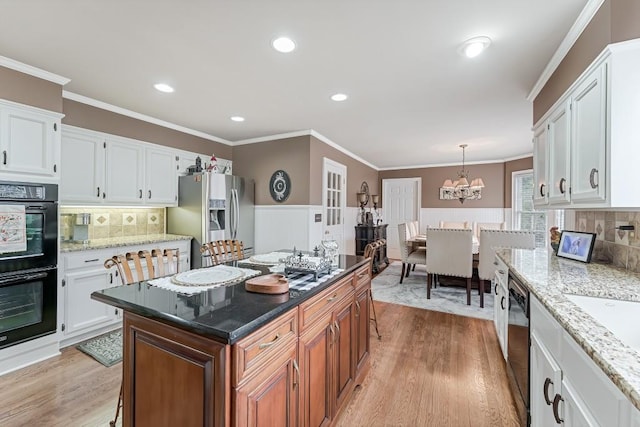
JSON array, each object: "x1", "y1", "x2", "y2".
[{"x1": 270, "y1": 170, "x2": 291, "y2": 202}]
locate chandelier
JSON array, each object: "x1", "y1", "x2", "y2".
[{"x1": 440, "y1": 144, "x2": 485, "y2": 204}]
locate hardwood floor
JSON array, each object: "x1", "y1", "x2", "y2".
[
  {"x1": 0, "y1": 301, "x2": 519, "y2": 427},
  {"x1": 336, "y1": 301, "x2": 520, "y2": 427}
]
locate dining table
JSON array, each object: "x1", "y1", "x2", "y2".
[{"x1": 407, "y1": 234, "x2": 480, "y2": 254}]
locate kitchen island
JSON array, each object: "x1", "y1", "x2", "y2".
[{"x1": 92, "y1": 254, "x2": 371, "y2": 427}]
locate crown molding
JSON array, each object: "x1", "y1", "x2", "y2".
[
  {"x1": 377, "y1": 152, "x2": 533, "y2": 171},
  {"x1": 234, "y1": 129, "x2": 380, "y2": 170},
  {"x1": 526, "y1": 0, "x2": 605, "y2": 101},
  {"x1": 0, "y1": 55, "x2": 70, "y2": 85},
  {"x1": 62, "y1": 91, "x2": 230, "y2": 144}
]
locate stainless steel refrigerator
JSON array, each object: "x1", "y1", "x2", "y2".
[{"x1": 167, "y1": 173, "x2": 255, "y2": 268}]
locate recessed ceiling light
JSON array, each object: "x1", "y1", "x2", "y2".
[
  {"x1": 154, "y1": 83, "x2": 174, "y2": 93},
  {"x1": 331, "y1": 93, "x2": 348, "y2": 102},
  {"x1": 460, "y1": 36, "x2": 492, "y2": 58},
  {"x1": 230, "y1": 116, "x2": 245, "y2": 122},
  {"x1": 272, "y1": 37, "x2": 296, "y2": 53}
]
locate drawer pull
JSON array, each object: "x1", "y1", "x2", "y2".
[
  {"x1": 498, "y1": 270, "x2": 505, "y2": 274},
  {"x1": 552, "y1": 393, "x2": 564, "y2": 424},
  {"x1": 258, "y1": 333, "x2": 281, "y2": 350},
  {"x1": 357, "y1": 273, "x2": 366, "y2": 279},
  {"x1": 494, "y1": 283, "x2": 498, "y2": 296},
  {"x1": 543, "y1": 378, "x2": 553, "y2": 405},
  {"x1": 84, "y1": 258, "x2": 100, "y2": 263},
  {"x1": 493, "y1": 261, "x2": 499, "y2": 266},
  {"x1": 589, "y1": 168, "x2": 599, "y2": 189},
  {"x1": 540, "y1": 183, "x2": 546, "y2": 197},
  {"x1": 327, "y1": 293, "x2": 338, "y2": 302},
  {"x1": 559, "y1": 178, "x2": 566, "y2": 194},
  {"x1": 500, "y1": 296, "x2": 506, "y2": 310}
]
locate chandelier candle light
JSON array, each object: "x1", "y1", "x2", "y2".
[{"x1": 440, "y1": 144, "x2": 485, "y2": 204}]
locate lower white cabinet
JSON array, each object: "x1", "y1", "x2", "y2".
[
  {"x1": 59, "y1": 239, "x2": 191, "y2": 347},
  {"x1": 493, "y1": 256, "x2": 508, "y2": 359},
  {"x1": 530, "y1": 295, "x2": 637, "y2": 426}
]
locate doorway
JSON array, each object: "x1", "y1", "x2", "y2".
[
  {"x1": 382, "y1": 178, "x2": 421, "y2": 259},
  {"x1": 322, "y1": 158, "x2": 347, "y2": 252}
]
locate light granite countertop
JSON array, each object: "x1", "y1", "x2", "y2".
[
  {"x1": 60, "y1": 234, "x2": 192, "y2": 252},
  {"x1": 499, "y1": 248, "x2": 640, "y2": 412}
]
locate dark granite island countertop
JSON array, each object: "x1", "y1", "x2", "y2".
[{"x1": 91, "y1": 254, "x2": 368, "y2": 344}]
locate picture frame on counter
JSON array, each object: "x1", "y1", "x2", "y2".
[{"x1": 556, "y1": 230, "x2": 596, "y2": 263}]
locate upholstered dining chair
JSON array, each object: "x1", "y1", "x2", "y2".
[
  {"x1": 398, "y1": 223, "x2": 427, "y2": 283},
  {"x1": 200, "y1": 239, "x2": 245, "y2": 266},
  {"x1": 478, "y1": 229, "x2": 535, "y2": 307},
  {"x1": 439, "y1": 220, "x2": 470, "y2": 229},
  {"x1": 363, "y1": 240, "x2": 383, "y2": 339},
  {"x1": 103, "y1": 248, "x2": 181, "y2": 427},
  {"x1": 473, "y1": 221, "x2": 506, "y2": 239},
  {"x1": 407, "y1": 220, "x2": 419, "y2": 238},
  {"x1": 426, "y1": 228, "x2": 474, "y2": 305}
]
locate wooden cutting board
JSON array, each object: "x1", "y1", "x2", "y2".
[{"x1": 245, "y1": 274, "x2": 289, "y2": 294}]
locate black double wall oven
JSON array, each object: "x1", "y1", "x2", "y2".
[{"x1": 0, "y1": 181, "x2": 58, "y2": 349}]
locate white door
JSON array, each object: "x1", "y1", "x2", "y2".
[
  {"x1": 322, "y1": 158, "x2": 346, "y2": 252},
  {"x1": 60, "y1": 128, "x2": 105, "y2": 203},
  {"x1": 105, "y1": 137, "x2": 144, "y2": 203},
  {"x1": 532, "y1": 122, "x2": 548, "y2": 207},
  {"x1": 382, "y1": 178, "x2": 421, "y2": 259},
  {"x1": 547, "y1": 100, "x2": 571, "y2": 205},
  {"x1": 530, "y1": 332, "x2": 563, "y2": 427}
]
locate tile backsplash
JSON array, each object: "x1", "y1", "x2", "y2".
[
  {"x1": 60, "y1": 207, "x2": 165, "y2": 240},
  {"x1": 574, "y1": 211, "x2": 640, "y2": 273}
]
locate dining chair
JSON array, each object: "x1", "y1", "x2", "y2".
[
  {"x1": 478, "y1": 229, "x2": 535, "y2": 307},
  {"x1": 473, "y1": 221, "x2": 506, "y2": 239},
  {"x1": 397, "y1": 223, "x2": 427, "y2": 283},
  {"x1": 407, "y1": 221, "x2": 419, "y2": 237},
  {"x1": 200, "y1": 239, "x2": 245, "y2": 266},
  {"x1": 439, "y1": 220, "x2": 470, "y2": 229},
  {"x1": 426, "y1": 228, "x2": 474, "y2": 305},
  {"x1": 103, "y1": 248, "x2": 180, "y2": 427},
  {"x1": 363, "y1": 240, "x2": 383, "y2": 340}
]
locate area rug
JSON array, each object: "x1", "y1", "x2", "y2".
[
  {"x1": 76, "y1": 329, "x2": 122, "y2": 367},
  {"x1": 371, "y1": 261, "x2": 494, "y2": 321}
]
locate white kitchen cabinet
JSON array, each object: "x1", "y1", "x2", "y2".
[
  {"x1": 530, "y1": 295, "x2": 634, "y2": 427},
  {"x1": 570, "y1": 62, "x2": 607, "y2": 203},
  {"x1": 493, "y1": 255, "x2": 508, "y2": 360},
  {"x1": 532, "y1": 40, "x2": 640, "y2": 209},
  {"x1": 59, "y1": 239, "x2": 191, "y2": 347},
  {"x1": 547, "y1": 101, "x2": 571, "y2": 205},
  {"x1": 60, "y1": 125, "x2": 179, "y2": 206},
  {"x1": 60, "y1": 248, "x2": 118, "y2": 346},
  {"x1": 145, "y1": 146, "x2": 178, "y2": 204},
  {"x1": 104, "y1": 136, "x2": 145, "y2": 204},
  {"x1": 0, "y1": 99, "x2": 63, "y2": 182},
  {"x1": 60, "y1": 127, "x2": 105, "y2": 202},
  {"x1": 532, "y1": 124, "x2": 548, "y2": 206}
]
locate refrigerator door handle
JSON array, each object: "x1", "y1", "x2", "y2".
[
  {"x1": 231, "y1": 188, "x2": 238, "y2": 239},
  {"x1": 235, "y1": 188, "x2": 240, "y2": 240}
]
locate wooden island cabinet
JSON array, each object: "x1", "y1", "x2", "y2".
[{"x1": 97, "y1": 256, "x2": 372, "y2": 427}]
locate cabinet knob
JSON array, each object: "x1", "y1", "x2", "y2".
[
  {"x1": 2, "y1": 150, "x2": 6, "y2": 165},
  {"x1": 559, "y1": 178, "x2": 567, "y2": 194},
  {"x1": 500, "y1": 296, "x2": 506, "y2": 310},
  {"x1": 494, "y1": 283, "x2": 498, "y2": 295},
  {"x1": 139, "y1": 189, "x2": 143, "y2": 199},
  {"x1": 540, "y1": 183, "x2": 546, "y2": 197},
  {"x1": 148, "y1": 190, "x2": 152, "y2": 199}
]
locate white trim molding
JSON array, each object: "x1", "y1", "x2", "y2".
[
  {"x1": 0, "y1": 55, "x2": 70, "y2": 86},
  {"x1": 527, "y1": 0, "x2": 606, "y2": 101},
  {"x1": 62, "y1": 91, "x2": 231, "y2": 144},
  {"x1": 234, "y1": 129, "x2": 378, "y2": 171}
]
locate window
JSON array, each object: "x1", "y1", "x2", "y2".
[{"x1": 512, "y1": 170, "x2": 564, "y2": 248}]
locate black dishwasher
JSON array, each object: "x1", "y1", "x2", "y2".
[{"x1": 507, "y1": 272, "x2": 530, "y2": 426}]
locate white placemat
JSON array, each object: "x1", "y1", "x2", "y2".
[
  {"x1": 248, "y1": 252, "x2": 292, "y2": 265},
  {"x1": 148, "y1": 266, "x2": 261, "y2": 295}
]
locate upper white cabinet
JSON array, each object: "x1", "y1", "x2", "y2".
[
  {"x1": 145, "y1": 146, "x2": 178, "y2": 204},
  {"x1": 104, "y1": 136, "x2": 145, "y2": 203},
  {"x1": 61, "y1": 125, "x2": 183, "y2": 206},
  {"x1": 0, "y1": 99, "x2": 63, "y2": 182},
  {"x1": 533, "y1": 40, "x2": 640, "y2": 208}
]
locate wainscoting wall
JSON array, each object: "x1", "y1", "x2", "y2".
[
  {"x1": 419, "y1": 207, "x2": 507, "y2": 232},
  {"x1": 254, "y1": 205, "x2": 360, "y2": 256}
]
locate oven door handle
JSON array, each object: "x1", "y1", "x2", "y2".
[
  {"x1": 0, "y1": 272, "x2": 48, "y2": 286},
  {"x1": 26, "y1": 205, "x2": 48, "y2": 211}
]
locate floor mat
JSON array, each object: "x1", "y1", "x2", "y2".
[{"x1": 76, "y1": 329, "x2": 122, "y2": 367}]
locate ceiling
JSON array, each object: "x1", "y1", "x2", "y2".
[{"x1": 0, "y1": 0, "x2": 590, "y2": 169}]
